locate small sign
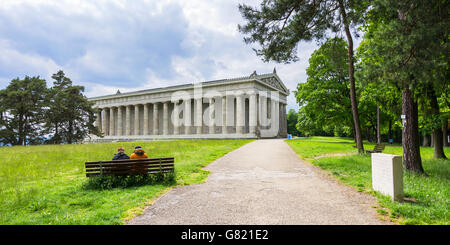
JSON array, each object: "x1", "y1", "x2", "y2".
[{"x1": 401, "y1": 115, "x2": 406, "y2": 119}]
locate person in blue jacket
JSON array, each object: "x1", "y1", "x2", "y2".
[{"x1": 112, "y1": 147, "x2": 130, "y2": 160}]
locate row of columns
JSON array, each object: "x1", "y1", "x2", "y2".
[{"x1": 95, "y1": 94, "x2": 285, "y2": 137}]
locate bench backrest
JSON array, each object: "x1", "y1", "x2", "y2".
[
  {"x1": 85, "y1": 157, "x2": 174, "y2": 177},
  {"x1": 373, "y1": 144, "x2": 386, "y2": 152}
]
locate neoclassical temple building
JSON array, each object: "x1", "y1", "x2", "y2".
[{"x1": 87, "y1": 70, "x2": 288, "y2": 142}]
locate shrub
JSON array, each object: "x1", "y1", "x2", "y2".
[{"x1": 83, "y1": 172, "x2": 176, "y2": 190}]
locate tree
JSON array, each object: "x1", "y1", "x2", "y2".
[
  {"x1": 45, "y1": 70, "x2": 100, "y2": 144},
  {"x1": 296, "y1": 107, "x2": 324, "y2": 136},
  {"x1": 295, "y1": 37, "x2": 354, "y2": 137},
  {"x1": 286, "y1": 109, "x2": 300, "y2": 136},
  {"x1": 0, "y1": 76, "x2": 47, "y2": 145},
  {"x1": 356, "y1": 41, "x2": 404, "y2": 145},
  {"x1": 360, "y1": 0, "x2": 449, "y2": 173},
  {"x1": 238, "y1": 0, "x2": 368, "y2": 153}
]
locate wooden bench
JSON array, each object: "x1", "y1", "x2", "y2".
[
  {"x1": 85, "y1": 157, "x2": 174, "y2": 178},
  {"x1": 365, "y1": 144, "x2": 386, "y2": 154}
]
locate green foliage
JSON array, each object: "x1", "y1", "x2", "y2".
[
  {"x1": 44, "y1": 70, "x2": 101, "y2": 144},
  {"x1": 295, "y1": 37, "x2": 353, "y2": 135},
  {"x1": 286, "y1": 109, "x2": 300, "y2": 136},
  {"x1": 83, "y1": 173, "x2": 176, "y2": 190},
  {"x1": 0, "y1": 70, "x2": 100, "y2": 146},
  {"x1": 0, "y1": 76, "x2": 48, "y2": 145},
  {"x1": 360, "y1": 0, "x2": 448, "y2": 91},
  {"x1": 238, "y1": 0, "x2": 368, "y2": 63}
]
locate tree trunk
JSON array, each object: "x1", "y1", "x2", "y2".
[
  {"x1": 338, "y1": 0, "x2": 364, "y2": 153},
  {"x1": 402, "y1": 87, "x2": 424, "y2": 174},
  {"x1": 431, "y1": 133, "x2": 434, "y2": 147},
  {"x1": 18, "y1": 113, "x2": 24, "y2": 145},
  {"x1": 422, "y1": 134, "x2": 429, "y2": 147},
  {"x1": 377, "y1": 106, "x2": 381, "y2": 144},
  {"x1": 429, "y1": 87, "x2": 446, "y2": 158},
  {"x1": 365, "y1": 127, "x2": 370, "y2": 142},
  {"x1": 388, "y1": 119, "x2": 392, "y2": 142},
  {"x1": 443, "y1": 119, "x2": 448, "y2": 147},
  {"x1": 68, "y1": 120, "x2": 73, "y2": 144}
]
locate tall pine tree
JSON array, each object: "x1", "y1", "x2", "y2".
[
  {"x1": 238, "y1": 0, "x2": 368, "y2": 153},
  {"x1": 45, "y1": 70, "x2": 100, "y2": 144},
  {"x1": 0, "y1": 76, "x2": 47, "y2": 145},
  {"x1": 360, "y1": 0, "x2": 449, "y2": 173}
]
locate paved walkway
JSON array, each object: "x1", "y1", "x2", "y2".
[{"x1": 128, "y1": 139, "x2": 388, "y2": 225}]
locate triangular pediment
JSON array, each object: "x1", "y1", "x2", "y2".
[{"x1": 256, "y1": 74, "x2": 289, "y2": 95}]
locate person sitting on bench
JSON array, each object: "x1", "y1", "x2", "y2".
[
  {"x1": 112, "y1": 147, "x2": 130, "y2": 160},
  {"x1": 130, "y1": 146, "x2": 149, "y2": 159}
]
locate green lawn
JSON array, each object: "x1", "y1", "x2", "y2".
[
  {"x1": 286, "y1": 137, "x2": 450, "y2": 225},
  {"x1": 0, "y1": 139, "x2": 252, "y2": 224}
]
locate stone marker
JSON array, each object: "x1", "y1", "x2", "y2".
[{"x1": 371, "y1": 153, "x2": 403, "y2": 201}]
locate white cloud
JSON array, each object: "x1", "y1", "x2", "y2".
[
  {"x1": 0, "y1": 0, "x2": 325, "y2": 112},
  {"x1": 0, "y1": 39, "x2": 61, "y2": 86}
]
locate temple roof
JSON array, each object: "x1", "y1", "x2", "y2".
[{"x1": 88, "y1": 71, "x2": 289, "y2": 100}]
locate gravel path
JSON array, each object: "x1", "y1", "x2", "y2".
[{"x1": 127, "y1": 139, "x2": 389, "y2": 225}]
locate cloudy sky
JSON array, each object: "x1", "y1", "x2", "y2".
[{"x1": 0, "y1": 0, "x2": 325, "y2": 111}]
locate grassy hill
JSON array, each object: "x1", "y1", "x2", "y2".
[{"x1": 0, "y1": 139, "x2": 252, "y2": 224}]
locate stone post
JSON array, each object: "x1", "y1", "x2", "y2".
[
  {"x1": 125, "y1": 105, "x2": 131, "y2": 136},
  {"x1": 196, "y1": 98, "x2": 202, "y2": 134},
  {"x1": 222, "y1": 96, "x2": 227, "y2": 134},
  {"x1": 134, "y1": 104, "x2": 140, "y2": 135},
  {"x1": 163, "y1": 102, "x2": 169, "y2": 135},
  {"x1": 371, "y1": 153, "x2": 404, "y2": 201},
  {"x1": 143, "y1": 104, "x2": 149, "y2": 135},
  {"x1": 117, "y1": 106, "x2": 122, "y2": 136},
  {"x1": 153, "y1": 103, "x2": 159, "y2": 135},
  {"x1": 185, "y1": 99, "x2": 192, "y2": 134}
]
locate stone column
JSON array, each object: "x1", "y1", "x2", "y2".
[
  {"x1": 134, "y1": 104, "x2": 140, "y2": 135},
  {"x1": 153, "y1": 103, "x2": 159, "y2": 135},
  {"x1": 117, "y1": 106, "x2": 123, "y2": 136},
  {"x1": 143, "y1": 104, "x2": 149, "y2": 135},
  {"x1": 101, "y1": 108, "x2": 108, "y2": 136},
  {"x1": 261, "y1": 93, "x2": 267, "y2": 128},
  {"x1": 196, "y1": 98, "x2": 203, "y2": 134},
  {"x1": 109, "y1": 107, "x2": 115, "y2": 136},
  {"x1": 271, "y1": 98, "x2": 279, "y2": 136},
  {"x1": 222, "y1": 96, "x2": 227, "y2": 134},
  {"x1": 184, "y1": 99, "x2": 192, "y2": 134},
  {"x1": 249, "y1": 93, "x2": 257, "y2": 134},
  {"x1": 125, "y1": 105, "x2": 131, "y2": 136},
  {"x1": 283, "y1": 104, "x2": 288, "y2": 137},
  {"x1": 209, "y1": 97, "x2": 215, "y2": 134},
  {"x1": 173, "y1": 100, "x2": 180, "y2": 135},
  {"x1": 163, "y1": 102, "x2": 169, "y2": 135},
  {"x1": 96, "y1": 109, "x2": 102, "y2": 133},
  {"x1": 236, "y1": 95, "x2": 244, "y2": 134}
]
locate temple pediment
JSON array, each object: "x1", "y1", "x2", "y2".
[{"x1": 257, "y1": 75, "x2": 289, "y2": 95}]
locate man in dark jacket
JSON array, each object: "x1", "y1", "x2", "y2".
[{"x1": 112, "y1": 147, "x2": 130, "y2": 160}]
